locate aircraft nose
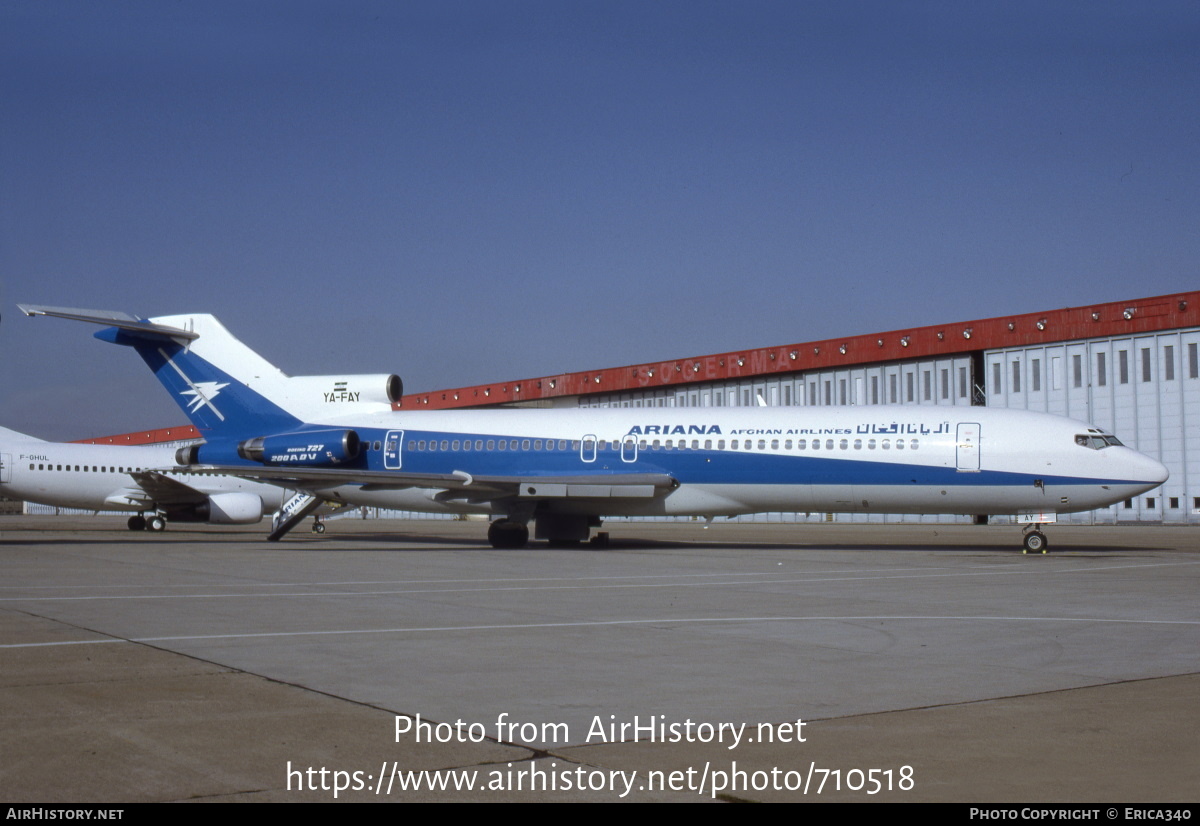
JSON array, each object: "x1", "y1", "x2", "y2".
[{"x1": 1132, "y1": 450, "x2": 1169, "y2": 486}]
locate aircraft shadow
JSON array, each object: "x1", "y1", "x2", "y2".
[
  {"x1": 0, "y1": 526, "x2": 1170, "y2": 554},
  {"x1": 285, "y1": 531, "x2": 1167, "y2": 554}
]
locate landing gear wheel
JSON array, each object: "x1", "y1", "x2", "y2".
[
  {"x1": 311, "y1": 521, "x2": 326, "y2": 534},
  {"x1": 1022, "y1": 530, "x2": 1047, "y2": 554},
  {"x1": 127, "y1": 515, "x2": 146, "y2": 531},
  {"x1": 488, "y1": 519, "x2": 529, "y2": 549},
  {"x1": 146, "y1": 515, "x2": 166, "y2": 532}
]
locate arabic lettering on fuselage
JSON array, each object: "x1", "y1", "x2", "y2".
[
  {"x1": 626, "y1": 422, "x2": 952, "y2": 437},
  {"x1": 856, "y1": 421, "x2": 951, "y2": 435}
]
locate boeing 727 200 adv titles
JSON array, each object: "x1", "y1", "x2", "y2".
[{"x1": 20, "y1": 305, "x2": 1168, "y2": 552}]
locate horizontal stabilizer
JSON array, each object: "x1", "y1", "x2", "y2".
[{"x1": 19, "y1": 305, "x2": 198, "y2": 341}]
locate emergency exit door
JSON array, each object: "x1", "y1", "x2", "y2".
[
  {"x1": 384, "y1": 430, "x2": 404, "y2": 470},
  {"x1": 956, "y1": 423, "x2": 980, "y2": 471}
]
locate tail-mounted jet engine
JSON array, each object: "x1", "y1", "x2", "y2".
[
  {"x1": 238, "y1": 429, "x2": 362, "y2": 465},
  {"x1": 176, "y1": 429, "x2": 362, "y2": 467},
  {"x1": 284, "y1": 374, "x2": 402, "y2": 408}
]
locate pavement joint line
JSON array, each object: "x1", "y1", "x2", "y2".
[{"x1": 4, "y1": 613, "x2": 1198, "y2": 649}]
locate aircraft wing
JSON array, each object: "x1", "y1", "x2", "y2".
[
  {"x1": 165, "y1": 465, "x2": 678, "y2": 505},
  {"x1": 100, "y1": 471, "x2": 214, "y2": 509},
  {"x1": 126, "y1": 471, "x2": 215, "y2": 506}
]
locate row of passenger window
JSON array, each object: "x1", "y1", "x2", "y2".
[
  {"x1": 406, "y1": 438, "x2": 921, "y2": 452},
  {"x1": 30, "y1": 464, "x2": 141, "y2": 473},
  {"x1": 408, "y1": 439, "x2": 574, "y2": 452},
  {"x1": 678, "y1": 438, "x2": 922, "y2": 451}
]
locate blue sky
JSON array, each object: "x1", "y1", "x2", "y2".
[{"x1": 2, "y1": 1, "x2": 1197, "y2": 441}]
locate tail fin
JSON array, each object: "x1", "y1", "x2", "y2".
[
  {"x1": 19, "y1": 306, "x2": 300, "y2": 440},
  {"x1": 0, "y1": 425, "x2": 44, "y2": 444},
  {"x1": 19, "y1": 305, "x2": 403, "y2": 440},
  {"x1": 113, "y1": 315, "x2": 303, "y2": 439}
]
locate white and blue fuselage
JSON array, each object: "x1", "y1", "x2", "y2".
[{"x1": 240, "y1": 405, "x2": 1166, "y2": 519}]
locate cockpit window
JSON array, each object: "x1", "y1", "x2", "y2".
[{"x1": 1075, "y1": 433, "x2": 1124, "y2": 450}]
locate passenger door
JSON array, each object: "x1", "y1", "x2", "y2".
[
  {"x1": 956, "y1": 423, "x2": 980, "y2": 471},
  {"x1": 384, "y1": 431, "x2": 404, "y2": 470}
]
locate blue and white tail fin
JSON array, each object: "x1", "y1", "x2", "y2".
[
  {"x1": 18, "y1": 306, "x2": 402, "y2": 443},
  {"x1": 109, "y1": 314, "x2": 302, "y2": 439},
  {"x1": 20, "y1": 306, "x2": 299, "y2": 440}
]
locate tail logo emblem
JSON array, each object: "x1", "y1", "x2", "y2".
[
  {"x1": 157, "y1": 347, "x2": 227, "y2": 422},
  {"x1": 180, "y1": 381, "x2": 230, "y2": 413}
]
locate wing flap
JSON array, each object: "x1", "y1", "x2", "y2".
[
  {"x1": 103, "y1": 489, "x2": 155, "y2": 508},
  {"x1": 513, "y1": 482, "x2": 659, "y2": 499},
  {"x1": 163, "y1": 464, "x2": 677, "y2": 504},
  {"x1": 127, "y1": 471, "x2": 211, "y2": 506}
]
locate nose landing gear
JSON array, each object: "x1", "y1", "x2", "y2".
[{"x1": 1022, "y1": 526, "x2": 1048, "y2": 554}]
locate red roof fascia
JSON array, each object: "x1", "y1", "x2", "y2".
[
  {"x1": 400, "y1": 291, "x2": 1198, "y2": 410},
  {"x1": 72, "y1": 425, "x2": 200, "y2": 446}
]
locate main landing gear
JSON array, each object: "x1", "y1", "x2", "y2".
[
  {"x1": 1021, "y1": 526, "x2": 1048, "y2": 554},
  {"x1": 488, "y1": 519, "x2": 529, "y2": 549},
  {"x1": 487, "y1": 514, "x2": 603, "y2": 549},
  {"x1": 127, "y1": 513, "x2": 166, "y2": 532}
]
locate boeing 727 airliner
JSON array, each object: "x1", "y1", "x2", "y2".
[{"x1": 20, "y1": 305, "x2": 1168, "y2": 552}]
